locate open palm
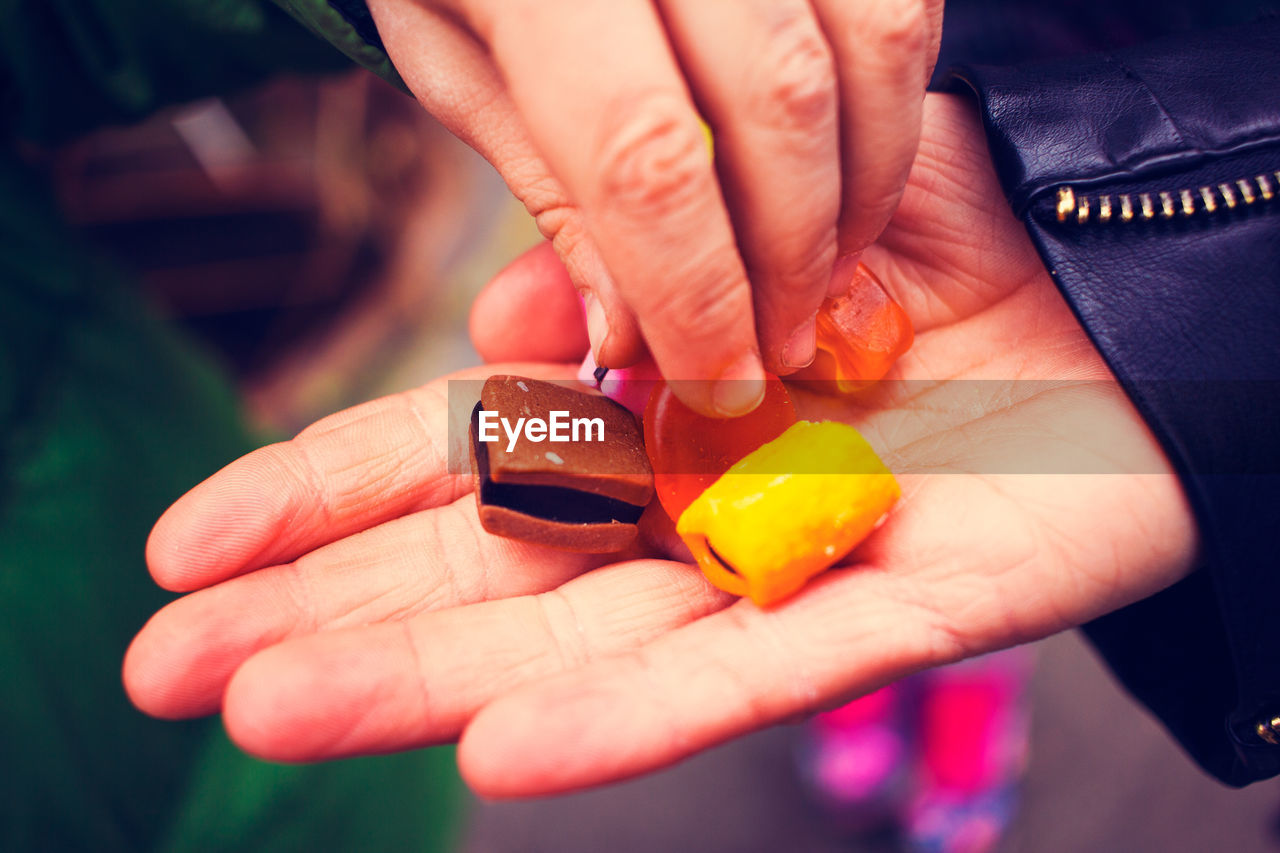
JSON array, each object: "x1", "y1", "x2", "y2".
[{"x1": 125, "y1": 95, "x2": 1196, "y2": 797}]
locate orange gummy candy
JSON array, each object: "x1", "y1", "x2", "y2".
[
  {"x1": 643, "y1": 377, "x2": 796, "y2": 522},
  {"x1": 796, "y1": 264, "x2": 913, "y2": 393}
]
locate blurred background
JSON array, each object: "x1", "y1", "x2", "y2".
[
  {"x1": 36, "y1": 62, "x2": 1280, "y2": 852},
  {"x1": 45, "y1": 70, "x2": 536, "y2": 436}
]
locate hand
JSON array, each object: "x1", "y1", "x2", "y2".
[
  {"x1": 364, "y1": 0, "x2": 944, "y2": 415},
  {"x1": 124, "y1": 95, "x2": 1197, "y2": 797}
]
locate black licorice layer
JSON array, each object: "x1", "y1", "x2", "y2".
[{"x1": 472, "y1": 403, "x2": 645, "y2": 525}]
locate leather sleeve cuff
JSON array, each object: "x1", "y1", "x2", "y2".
[
  {"x1": 950, "y1": 17, "x2": 1280, "y2": 785},
  {"x1": 953, "y1": 20, "x2": 1280, "y2": 216}
]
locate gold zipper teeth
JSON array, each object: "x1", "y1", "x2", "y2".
[{"x1": 1057, "y1": 171, "x2": 1280, "y2": 223}]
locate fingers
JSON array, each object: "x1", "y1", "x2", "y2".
[
  {"x1": 469, "y1": 242, "x2": 589, "y2": 364},
  {"x1": 456, "y1": 0, "x2": 766, "y2": 415},
  {"x1": 813, "y1": 0, "x2": 933, "y2": 256},
  {"x1": 218, "y1": 560, "x2": 732, "y2": 761},
  {"x1": 147, "y1": 385, "x2": 462, "y2": 592},
  {"x1": 368, "y1": 0, "x2": 645, "y2": 368},
  {"x1": 657, "y1": 0, "x2": 840, "y2": 374},
  {"x1": 377, "y1": 0, "x2": 939, "y2": 410},
  {"x1": 458, "y1": 552, "x2": 951, "y2": 797},
  {"x1": 125, "y1": 495, "x2": 600, "y2": 719},
  {"x1": 145, "y1": 365, "x2": 566, "y2": 592}
]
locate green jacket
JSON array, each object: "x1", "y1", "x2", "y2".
[{"x1": 1, "y1": 2, "x2": 459, "y2": 850}]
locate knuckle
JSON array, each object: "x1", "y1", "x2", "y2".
[
  {"x1": 750, "y1": 16, "x2": 837, "y2": 132},
  {"x1": 865, "y1": 0, "x2": 928, "y2": 59},
  {"x1": 840, "y1": 179, "x2": 906, "y2": 246},
  {"x1": 918, "y1": 609, "x2": 972, "y2": 668},
  {"x1": 512, "y1": 165, "x2": 572, "y2": 225},
  {"x1": 265, "y1": 441, "x2": 333, "y2": 530},
  {"x1": 595, "y1": 91, "x2": 710, "y2": 219},
  {"x1": 887, "y1": 576, "x2": 976, "y2": 667},
  {"x1": 764, "y1": 224, "x2": 839, "y2": 297},
  {"x1": 532, "y1": 200, "x2": 574, "y2": 244},
  {"x1": 535, "y1": 589, "x2": 591, "y2": 670},
  {"x1": 725, "y1": 605, "x2": 818, "y2": 712},
  {"x1": 461, "y1": 0, "x2": 532, "y2": 46},
  {"x1": 647, "y1": 257, "x2": 747, "y2": 343},
  {"x1": 548, "y1": 222, "x2": 594, "y2": 288},
  {"x1": 532, "y1": 196, "x2": 590, "y2": 270},
  {"x1": 278, "y1": 559, "x2": 320, "y2": 631},
  {"x1": 849, "y1": 180, "x2": 904, "y2": 223}
]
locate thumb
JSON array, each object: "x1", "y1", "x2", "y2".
[
  {"x1": 469, "y1": 241, "x2": 588, "y2": 364},
  {"x1": 470, "y1": 240, "x2": 647, "y2": 368}
]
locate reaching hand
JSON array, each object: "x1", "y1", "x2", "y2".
[
  {"x1": 364, "y1": 0, "x2": 944, "y2": 415},
  {"x1": 124, "y1": 95, "x2": 1197, "y2": 798}
]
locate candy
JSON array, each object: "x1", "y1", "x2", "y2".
[
  {"x1": 469, "y1": 375, "x2": 654, "y2": 552},
  {"x1": 676, "y1": 421, "x2": 899, "y2": 606},
  {"x1": 796, "y1": 264, "x2": 913, "y2": 393},
  {"x1": 643, "y1": 377, "x2": 797, "y2": 521},
  {"x1": 577, "y1": 351, "x2": 660, "y2": 417}
]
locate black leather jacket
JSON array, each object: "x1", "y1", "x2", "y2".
[{"x1": 953, "y1": 16, "x2": 1280, "y2": 785}]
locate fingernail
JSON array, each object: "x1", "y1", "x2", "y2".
[
  {"x1": 585, "y1": 295, "x2": 611, "y2": 364},
  {"x1": 712, "y1": 352, "x2": 766, "y2": 417},
  {"x1": 828, "y1": 252, "x2": 862, "y2": 298},
  {"x1": 577, "y1": 350, "x2": 601, "y2": 388},
  {"x1": 781, "y1": 316, "x2": 817, "y2": 369}
]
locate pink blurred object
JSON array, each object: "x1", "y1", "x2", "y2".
[
  {"x1": 800, "y1": 685, "x2": 910, "y2": 828},
  {"x1": 799, "y1": 648, "x2": 1034, "y2": 851},
  {"x1": 918, "y1": 650, "x2": 1032, "y2": 794},
  {"x1": 577, "y1": 351, "x2": 660, "y2": 417}
]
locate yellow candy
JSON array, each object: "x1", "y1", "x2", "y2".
[{"x1": 676, "y1": 421, "x2": 899, "y2": 607}]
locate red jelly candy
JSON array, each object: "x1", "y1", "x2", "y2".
[
  {"x1": 796, "y1": 264, "x2": 913, "y2": 393},
  {"x1": 643, "y1": 377, "x2": 797, "y2": 522}
]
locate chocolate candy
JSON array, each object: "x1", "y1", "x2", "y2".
[{"x1": 470, "y1": 375, "x2": 654, "y2": 552}]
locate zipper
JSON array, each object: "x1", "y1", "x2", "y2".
[{"x1": 1056, "y1": 171, "x2": 1279, "y2": 224}]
